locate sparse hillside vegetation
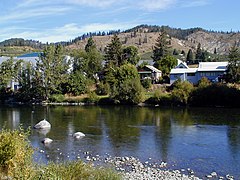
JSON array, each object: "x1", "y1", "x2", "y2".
[{"x1": 0, "y1": 24, "x2": 239, "y2": 58}]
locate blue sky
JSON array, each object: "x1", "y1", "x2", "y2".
[{"x1": 0, "y1": 0, "x2": 239, "y2": 43}]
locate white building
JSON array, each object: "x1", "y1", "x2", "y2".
[{"x1": 170, "y1": 61, "x2": 228, "y2": 84}]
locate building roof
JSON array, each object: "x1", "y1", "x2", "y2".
[
  {"x1": 198, "y1": 62, "x2": 228, "y2": 69},
  {"x1": 170, "y1": 68, "x2": 197, "y2": 74},
  {"x1": 145, "y1": 65, "x2": 162, "y2": 73},
  {"x1": 170, "y1": 61, "x2": 228, "y2": 75}
]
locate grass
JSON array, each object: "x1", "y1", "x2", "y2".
[{"x1": 0, "y1": 128, "x2": 121, "y2": 180}]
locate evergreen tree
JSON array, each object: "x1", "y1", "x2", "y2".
[
  {"x1": 173, "y1": 49, "x2": 179, "y2": 55},
  {"x1": 122, "y1": 46, "x2": 140, "y2": 65},
  {"x1": 195, "y1": 43, "x2": 203, "y2": 61},
  {"x1": 214, "y1": 48, "x2": 217, "y2": 54},
  {"x1": 105, "y1": 34, "x2": 123, "y2": 67},
  {"x1": 152, "y1": 28, "x2": 171, "y2": 62},
  {"x1": 181, "y1": 50, "x2": 186, "y2": 56},
  {"x1": 227, "y1": 45, "x2": 240, "y2": 83},
  {"x1": 0, "y1": 58, "x2": 22, "y2": 88},
  {"x1": 85, "y1": 37, "x2": 96, "y2": 52},
  {"x1": 186, "y1": 49, "x2": 194, "y2": 63}
]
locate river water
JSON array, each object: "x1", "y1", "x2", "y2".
[{"x1": 0, "y1": 105, "x2": 240, "y2": 178}]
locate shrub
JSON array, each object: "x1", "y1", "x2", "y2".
[
  {"x1": 197, "y1": 77, "x2": 211, "y2": 88},
  {"x1": 171, "y1": 80, "x2": 194, "y2": 105},
  {"x1": 145, "y1": 89, "x2": 172, "y2": 106},
  {"x1": 108, "y1": 64, "x2": 145, "y2": 104},
  {"x1": 0, "y1": 127, "x2": 34, "y2": 178},
  {"x1": 190, "y1": 83, "x2": 240, "y2": 107},
  {"x1": 96, "y1": 82, "x2": 110, "y2": 95},
  {"x1": 85, "y1": 92, "x2": 99, "y2": 104},
  {"x1": 49, "y1": 94, "x2": 65, "y2": 102},
  {"x1": 141, "y1": 78, "x2": 152, "y2": 89},
  {"x1": 34, "y1": 161, "x2": 121, "y2": 180},
  {"x1": 113, "y1": 78, "x2": 145, "y2": 104}
]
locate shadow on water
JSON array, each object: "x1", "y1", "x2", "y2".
[{"x1": 0, "y1": 105, "x2": 240, "y2": 178}]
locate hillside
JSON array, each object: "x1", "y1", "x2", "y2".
[
  {"x1": 66, "y1": 25, "x2": 240, "y2": 58},
  {"x1": 1, "y1": 25, "x2": 240, "y2": 58}
]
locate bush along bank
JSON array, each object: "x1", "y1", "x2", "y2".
[
  {"x1": 145, "y1": 80, "x2": 240, "y2": 108},
  {"x1": 0, "y1": 127, "x2": 121, "y2": 180}
]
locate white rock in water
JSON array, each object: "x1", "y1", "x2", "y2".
[
  {"x1": 42, "y1": 138, "x2": 53, "y2": 144},
  {"x1": 34, "y1": 119, "x2": 51, "y2": 129},
  {"x1": 73, "y1": 132, "x2": 85, "y2": 139}
]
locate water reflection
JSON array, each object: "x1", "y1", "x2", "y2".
[{"x1": 0, "y1": 106, "x2": 240, "y2": 178}]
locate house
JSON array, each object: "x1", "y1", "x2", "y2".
[
  {"x1": 138, "y1": 65, "x2": 162, "y2": 83},
  {"x1": 170, "y1": 61, "x2": 228, "y2": 84}
]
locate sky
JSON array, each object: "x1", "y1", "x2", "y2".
[{"x1": 0, "y1": 0, "x2": 239, "y2": 43}]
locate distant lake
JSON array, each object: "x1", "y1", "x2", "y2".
[
  {"x1": 0, "y1": 106, "x2": 240, "y2": 178},
  {"x1": 17, "y1": 52, "x2": 41, "y2": 58}
]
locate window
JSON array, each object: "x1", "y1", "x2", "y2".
[{"x1": 187, "y1": 73, "x2": 195, "y2": 76}]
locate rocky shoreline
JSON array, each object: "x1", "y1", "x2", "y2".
[
  {"x1": 78, "y1": 153, "x2": 234, "y2": 180},
  {"x1": 38, "y1": 146, "x2": 235, "y2": 180}
]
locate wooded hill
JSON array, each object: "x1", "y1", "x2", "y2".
[{"x1": 1, "y1": 25, "x2": 240, "y2": 57}]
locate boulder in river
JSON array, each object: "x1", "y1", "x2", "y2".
[
  {"x1": 34, "y1": 119, "x2": 51, "y2": 129},
  {"x1": 73, "y1": 132, "x2": 85, "y2": 139}
]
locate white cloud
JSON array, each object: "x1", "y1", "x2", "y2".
[
  {"x1": 180, "y1": 0, "x2": 209, "y2": 8},
  {"x1": 137, "y1": 0, "x2": 177, "y2": 11},
  {"x1": 67, "y1": 0, "x2": 117, "y2": 8},
  {"x1": 0, "y1": 22, "x2": 137, "y2": 43},
  {"x1": 0, "y1": 6, "x2": 70, "y2": 23}
]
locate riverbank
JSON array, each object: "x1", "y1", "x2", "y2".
[{"x1": 69, "y1": 153, "x2": 232, "y2": 180}]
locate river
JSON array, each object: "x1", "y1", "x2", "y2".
[{"x1": 0, "y1": 105, "x2": 240, "y2": 178}]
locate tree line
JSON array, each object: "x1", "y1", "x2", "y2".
[{"x1": 0, "y1": 31, "x2": 239, "y2": 105}]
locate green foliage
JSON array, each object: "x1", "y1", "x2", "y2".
[
  {"x1": 86, "y1": 91, "x2": 99, "y2": 103},
  {"x1": 152, "y1": 28, "x2": 171, "y2": 62},
  {"x1": 33, "y1": 161, "x2": 121, "y2": 180},
  {"x1": 195, "y1": 43, "x2": 202, "y2": 60},
  {"x1": 112, "y1": 77, "x2": 145, "y2": 104},
  {"x1": 96, "y1": 82, "x2": 110, "y2": 95},
  {"x1": 66, "y1": 71, "x2": 88, "y2": 96},
  {"x1": 36, "y1": 44, "x2": 70, "y2": 100},
  {"x1": 190, "y1": 84, "x2": 240, "y2": 107},
  {"x1": 105, "y1": 34, "x2": 123, "y2": 67},
  {"x1": 155, "y1": 55, "x2": 177, "y2": 76},
  {"x1": 138, "y1": 61, "x2": 150, "y2": 69},
  {"x1": 141, "y1": 78, "x2": 152, "y2": 89},
  {"x1": 171, "y1": 80, "x2": 194, "y2": 105},
  {"x1": 197, "y1": 77, "x2": 211, "y2": 88},
  {"x1": 122, "y1": 46, "x2": 140, "y2": 65},
  {"x1": 49, "y1": 94, "x2": 65, "y2": 102},
  {"x1": 145, "y1": 88, "x2": 172, "y2": 106},
  {"x1": 0, "y1": 127, "x2": 33, "y2": 178},
  {"x1": 173, "y1": 49, "x2": 179, "y2": 55},
  {"x1": 108, "y1": 64, "x2": 145, "y2": 104},
  {"x1": 0, "y1": 128, "x2": 120, "y2": 179},
  {"x1": 0, "y1": 58, "x2": 22, "y2": 88},
  {"x1": 186, "y1": 49, "x2": 194, "y2": 63},
  {"x1": 71, "y1": 38, "x2": 103, "y2": 80},
  {"x1": 227, "y1": 45, "x2": 240, "y2": 83},
  {"x1": 85, "y1": 37, "x2": 96, "y2": 52}
]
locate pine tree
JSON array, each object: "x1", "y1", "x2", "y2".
[
  {"x1": 85, "y1": 37, "x2": 96, "y2": 52},
  {"x1": 152, "y1": 28, "x2": 171, "y2": 62},
  {"x1": 227, "y1": 44, "x2": 240, "y2": 82},
  {"x1": 186, "y1": 49, "x2": 194, "y2": 63},
  {"x1": 195, "y1": 43, "x2": 203, "y2": 61},
  {"x1": 105, "y1": 34, "x2": 123, "y2": 67}
]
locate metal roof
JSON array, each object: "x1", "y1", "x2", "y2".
[{"x1": 145, "y1": 65, "x2": 162, "y2": 73}]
